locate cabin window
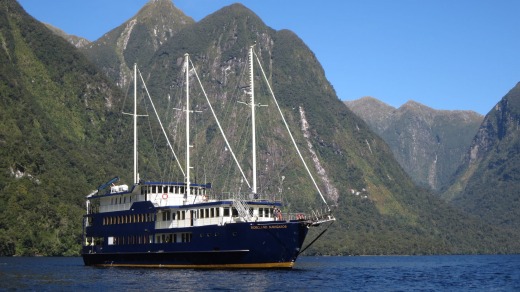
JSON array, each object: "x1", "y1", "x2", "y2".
[
  {"x1": 156, "y1": 233, "x2": 190, "y2": 244},
  {"x1": 232, "y1": 208, "x2": 238, "y2": 217},
  {"x1": 211, "y1": 208, "x2": 215, "y2": 218},
  {"x1": 216, "y1": 208, "x2": 220, "y2": 217},
  {"x1": 205, "y1": 209, "x2": 209, "y2": 218},
  {"x1": 162, "y1": 211, "x2": 171, "y2": 221},
  {"x1": 223, "y1": 207, "x2": 230, "y2": 217}
]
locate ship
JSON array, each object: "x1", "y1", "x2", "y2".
[{"x1": 81, "y1": 46, "x2": 335, "y2": 268}]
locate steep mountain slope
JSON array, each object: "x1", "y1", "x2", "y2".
[
  {"x1": 346, "y1": 97, "x2": 483, "y2": 191},
  {"x1": 0, "y1": 0, "x2": 128, "y2": 256},
  {"x1": 136, "y1": 4, "x2": 520, "y2": 254},
  {"x1": 443, "y1": 83, "x2": 520, "y2": 228},
  {"x1": 81, "y1": 0, "x2": 194, "y2": 88}
]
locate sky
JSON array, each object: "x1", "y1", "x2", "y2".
[{"x1": 18, "y1": 0, "x2": 520, "y2": 115}]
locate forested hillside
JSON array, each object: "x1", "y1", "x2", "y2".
[
  {"x1": 443, "y1": 83, "x2": 520, "y2": 229},
  {"x1": 0, "y1": 0, "x2": 129, "y2": 255},
  {"x1": 1, "y1": 0, "x2": 519, "y2": 256}
]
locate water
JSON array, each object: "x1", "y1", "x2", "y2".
[{"x1": 0, "y1": 255, "x2": 519, "y2": 291}]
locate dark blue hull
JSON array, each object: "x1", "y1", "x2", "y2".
[{"x1": 82, "y1": 221, "x2": 309, "y2": 268}]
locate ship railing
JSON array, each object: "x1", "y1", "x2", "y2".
[
  {"x1": 285, "y1": 212, "x2": 309, "y2": 221},
  {"x1": 216, "y1": 192, "x2": 282, "y2": 203},
  {"x1": 282, "y1": 209, "x2": 336, "y2": 225},
  {"x1": 308, "y1": 208, "x2": 336, "y2": 226}
]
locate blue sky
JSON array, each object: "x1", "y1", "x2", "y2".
[{"x1": 18, "y1": 0, "x2": 520, "y2": 115}]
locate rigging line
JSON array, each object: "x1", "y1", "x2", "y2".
[
  {"x1": 218, "y1": 59, "x2": 250, "y2": 194},
  {"x1": 141, "y1": 92, "x2": 163, "y2": 179},
  {"x1": 297, "y1": 220, "x2": 334, "y2": 256},
  {"x1": 138, "y1": 69, "x2": 185, "y2": 177},
  {"x1": 189, "y1": 58, "x2": 251, "y2": 190},
  {"x1": 113, "y1": 77, "x2": 134, "y2": 154},
  {"x1": 169, "y1": 85, "x2": 184, "y2": 182},
  {"x1": 213, "y1": 58, "x2": 249, "y2": 193},
  {"x1": 253, "y1": 51, "x2": 330, "y2": 210}
]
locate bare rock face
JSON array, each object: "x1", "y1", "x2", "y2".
[{"x1": 346, "y1": 97, "x2": 483, "y2": 191}]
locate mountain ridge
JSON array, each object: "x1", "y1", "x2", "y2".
[
  {"x1": 81, "y1": 0, "x2": 194, "y2": 88},
  {"x1": 43, "y1": 23, "x2": 90, "y2": 48},
  {"x1": 345, "y1": 97, "x2": 483, "y2": 190}
]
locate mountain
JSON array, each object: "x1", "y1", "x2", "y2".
[
  {"x1": 443, "y1": 83, "x2": 520, "y2": 228},
  {"x1": 2, "y1": 0, "x2": 519, "y2": 256},
  {"x1": 44, "y1": 23, "x2": 90, "y2": 48},
  {"x1": 129, "y1": 3, "x2": 520, "y2": 255},
  {"x1": 0, "y1": 0, "x2": 129, "y2": 255},
  {"x1": 81, "y1": 0, "x2": 194, "y2": 88},
  {"x1": 345, "y1": 97, "x2": 483, "y2": 191}
]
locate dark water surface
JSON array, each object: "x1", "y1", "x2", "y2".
[{"x1": 1, "y1": 255, "x2": 519, "y2": 291}]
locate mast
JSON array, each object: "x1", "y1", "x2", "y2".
[
  {"x1": 185, "y1": 53, "x2": 191, "y2": 198},
  {"x1": 133, "y1": 63, "x2": 138, "y2": 184},
  {"x1": 249, "y1": 45, "x2": 257, "y2": 194}
]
